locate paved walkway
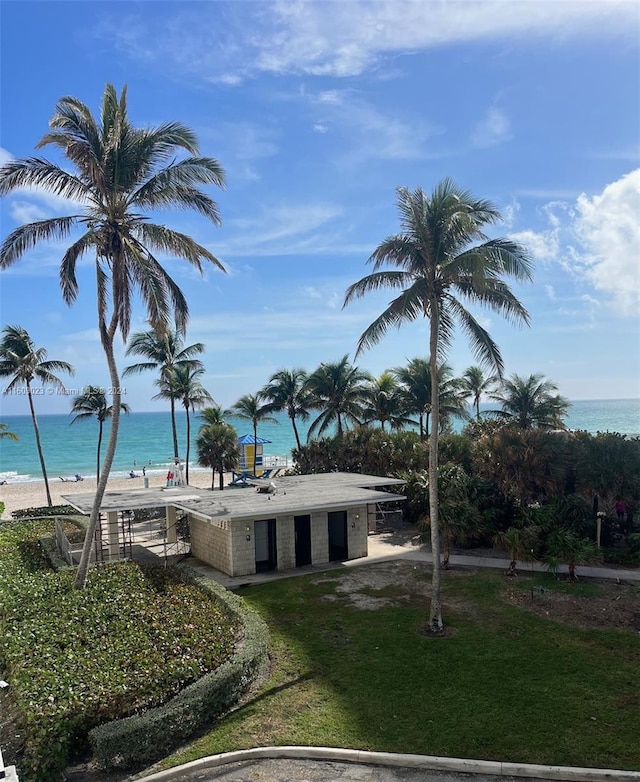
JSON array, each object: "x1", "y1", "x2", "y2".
[
  {"x1": 185, "y1": 529, "x2": 639, "y2": 589},
  {"x1": 156, "y1": 758, "x2": 551, "y2": 782}
]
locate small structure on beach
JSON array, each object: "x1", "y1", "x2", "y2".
[{"x1": 62, "y1": 472, "x2": 405, "y2": 577}]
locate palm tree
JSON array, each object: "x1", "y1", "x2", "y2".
[
  {"x1": 0, "y1": 423, "x2": 18, "y2": 440},
  {"x1": 344, "y1": 181, "x2": 532, "y2": 632},
  {"x1": 393, "y1": 358, "x2": 466, "y2": 438},
  {"x1": 70, "y1": 386, "x2": 130, "y2": 482},
  {"x1": 0, "y1": 84, "x2": 226, "y2": 587},
  {"x1": 124, "y1": 327, "x2": 204, "y2": 458},
  {"x1": 493, "y1": 524, "x2": 538, "y2": 578},
  {"x1": 261, "y1": 368, "x2": 311, "y2": 450},
  {"x1": 0, "y1": 326, "x2": 73, "y2": 506},
  {"x1": 490, "y1": 373, "x2": 570, "y2": 429},
  {"x1": 156, "y1": 366, "x2": 213, "y2": 484},
  {"x1": 199, "y1": 405, "x2": 228, "y2": 426},
  {"x1": 306, "y1": 355, "x2": 371, "y2": 438},
  {"x1": 461, "y1": 365, "x2": 498, "y2": 420},
  {"x1": 197, "y1": 423, "x2": 240, "y2": 490},
  {"x1": 362, "y1": 372, "x2": 413, "y2": 431},
  {"x1": 229, "y1": 394, "x2": 277, "y2": 476}
]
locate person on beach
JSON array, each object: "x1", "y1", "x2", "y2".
[
  {"x1": 142, "y1": 466, "x2": 146, "y2": 477},
  {"x1": 166, "y1": 470, "x2": 174, "y2": 487},
  {"x1": 75, "y1": 474, "x2": 84, "y2": 482},
  {"x1": 129, "y1": 470, "x2": 137, "y2": 479}
]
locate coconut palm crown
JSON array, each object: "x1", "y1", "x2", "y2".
[
  {"x1": 124, "y1": 328, "x2": 205, "y2": 458},
  {"x1": 0, "y1": 84, "x2": 226, "y2": 587},
  {"x1": 0, "y1": 325, "x2": 74, "y2": 506},
  {"x1": 344, "y1": 181, "x2": 532, "y2": 632},
  {"x1": 70, "y1": 386, "x2": 130, "y2": 482}
]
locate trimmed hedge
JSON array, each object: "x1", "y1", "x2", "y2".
[
  {"x1": 11, "y1": 504, "x2": 78, "y2": 519},
  {"x1": 89, "y1": 563, "x2": 269, "y2": 770}
]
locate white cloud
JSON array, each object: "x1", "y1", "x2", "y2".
[
  {"x1": 470, "y1": 108, "x2": 512, "y2": 148},
  {"x1": 570, "y1": 169, "x2": 640, "y2": 316},
  {"x1": 9, "y1": 201, "x2": 49, "y2": 223},
  {"x1": 513, "y1": 170, "x2": 640, "y2": 316},
  {"x1": 97, "y1": 1, "x2": 638, "y2": 83},
  {"x1": 545, "y1": 285, "x2": 556, "y2": 301},
  {"x1": 313, "y1": 123, "x2": 329, "y2": 133},
  {"x1": 509, "y1": 228, "x2": 560, "y2": 262}
]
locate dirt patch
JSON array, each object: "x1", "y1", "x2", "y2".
[
  {"x1": 504, "y1": 581, "x2": 640, "y2": 632},
  {"x1": 314, "y1": 560, "x2": 432, "y2": 610}
]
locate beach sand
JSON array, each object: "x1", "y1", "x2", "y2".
[{"x1": 0, "y1": 471, "x2": 221, "y2": 520}]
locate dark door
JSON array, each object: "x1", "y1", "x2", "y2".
[
  {"x1": 294, "y1": 514, "x2": 312, "y2": 567},
  {"x1": 255, "y1": 518, "x2": 277, "y2": 572},
  {"x1": 328, "y1": 510, "x2": 348, "y2": 561}
]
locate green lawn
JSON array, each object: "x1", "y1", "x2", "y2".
[{"x1": 152, "y1": 562, "x2": 640, "y2": 773}]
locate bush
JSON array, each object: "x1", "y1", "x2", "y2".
[
  {"x1": 11, "y1": 504, "x2": 78, "y2": 519},
  {"x1": 89, "y1": 563, "x2": 269, "y2": 770},
  {"x1": 0, "y1": 522, "x2": 244, "y2": 781}
]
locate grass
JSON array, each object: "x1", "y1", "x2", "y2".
[{"x1": 152, "y1": 565, "x2": 640, "y2": 774}]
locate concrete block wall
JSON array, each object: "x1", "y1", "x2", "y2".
[
  {"x1": 276, "y1": 515, "x2": 296, "y2": 570},
  {"x1": 347, "y1": 505, "x2": 368, "y2": 560},
  {"x1": 230, "y1": 519, "x2": 258, "y2": 577},
  {"x1": 190, "y1": 516, "x2": 233, "y2": 574},
  {"x1": 310, "y1": 511, "x2": 329, "y2": 564}
]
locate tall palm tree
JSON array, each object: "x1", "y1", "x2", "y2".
[
  {"x1": 70, "y1": 386, "x2": 130, "y2": 482},
  {"x1": 344, "y1": 181, "x2": 532, "y2": 632},
  {"x1": 461, "y1": 365, "x2": 498, "y2": 420},
  {"x1": 362, "y1": 372, "x2": 413, "y2": 431},
  {"x1": 156, "y1": 366, "x2": 213, "y2": 484},
  {"x1": 261, "y1": 368, "x2": 311, "y2": 450},
  {"x1": 490, "y1": 373, "x2": 570, "y2": 429},
  {"x1": 124, "y1": 327, "x2": 204, "y2": 458},
  {"x1": 306, "y1": 355, "x2": 371, "y2": 438},
  {"x1": 229, "y1": 394, "x2": 277, "y2": 476},
  {"x1": 0, "y1": 325, "x2": 73, "y2": 506},
  {"x1": 0, "y1": 423, "x2": 19, "y2": 440},
  {"x1": 0, "y1": 84, "x2": 226, "y2": 587},
  {"x1": 197, "y1": 422, "x2": 240, "y2": 490}
]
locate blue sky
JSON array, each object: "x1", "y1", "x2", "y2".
[{"x1": 1, "y1": 0, "x2": 639, "y2": 416}]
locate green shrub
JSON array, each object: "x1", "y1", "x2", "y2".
[
  {"x1": 89, "y1": 564, "x2": 269, "y2": 770},
  {"x1": 0, "y1": 501, "x2": 5, "y2": 519},
  {"x1": 0, "y1": 522, "x2": 243, "y2": 781},
  {"x1": 11, "y1": 504, "x2": 78, "y2": 519}
]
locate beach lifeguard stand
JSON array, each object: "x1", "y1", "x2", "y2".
[{"x1": 237, "y1": 434, "x2": 271, "y2": 477}]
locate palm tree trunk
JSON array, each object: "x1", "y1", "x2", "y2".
[
  {"x1": 170, "y1": 397, "x2": 179, "y2": 459},
  {"x1": 428, "y1": 303, "x2": 444, "y2": 632},
  {"x1": 252, "y1": 422, "x2": 257, "y2": 476},
  {"x1": 74, "y1": 319, "x2": 121, "y2": 589},
  {"x1": 290, "y1": 413, "x2": 302, "y2": 451},
  {"x1": 419, "y1": 413, "x2": 424, "y2": 440},
  {"x1": 218, "y1": 466, "x2": 224, "y2": 491},
  {"x1": 96, "y1": 420, "x2": 103, "y2": 483},
  {"x1": 185, "y1": 404, "x2": 191, "y2": 484},
  {"x1": 26, "y1": 380, "x2": 52, "y2": 507}
]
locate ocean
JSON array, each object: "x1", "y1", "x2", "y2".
[{"x1": 1, "y1": 399, "x2": 639, "y2": 484}]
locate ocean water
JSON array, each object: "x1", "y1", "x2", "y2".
[{"x1": 1, "y1": 399, "x2": 639, "y2": 484}]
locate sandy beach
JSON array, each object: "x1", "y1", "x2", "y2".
[{"x1": 0, "y1": 471, "x2": 220, "y2": 520}]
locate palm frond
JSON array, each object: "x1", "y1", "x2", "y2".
[
  {"x1": 0, "y1": 217, "x2": 79, "y2": 268},
  {"x1": 135, "y1": 223, "x2": 225, "y2": 271},
  {"x1": 0, "y1": 158, "x2": 91, "y2": 201},
  {"x1": 344, "y1": 270, "x2": 412, "y2": 307},
  {"x1": 60, "y1": 230, "x2": 96, "y2": 305},
  {"x1": 446, "y1": 297, "x2": 505, "y2": 375}
]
